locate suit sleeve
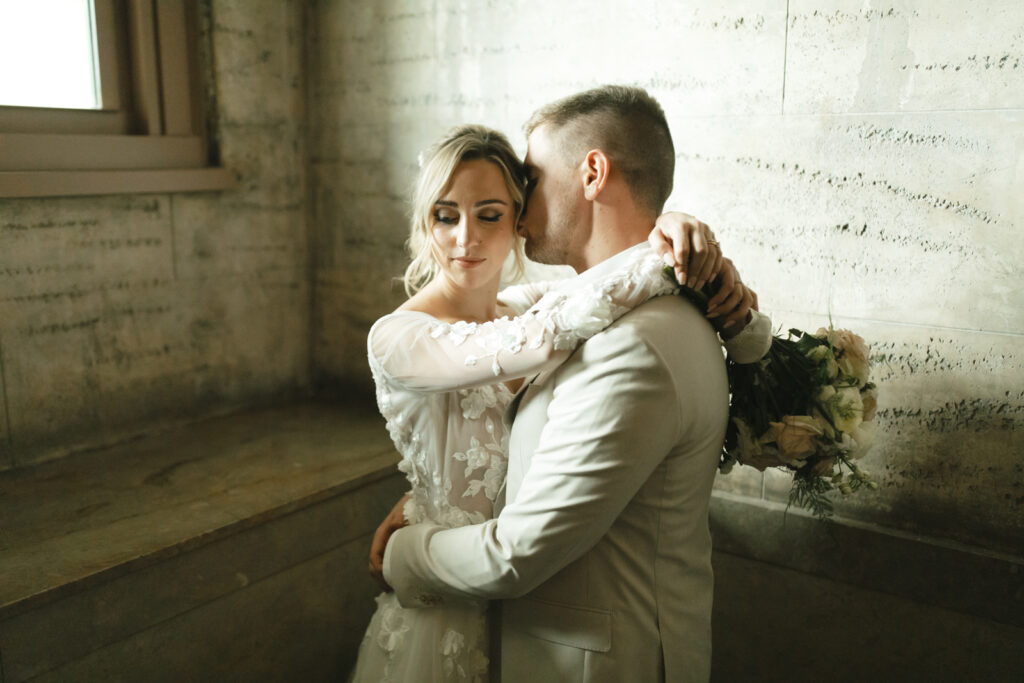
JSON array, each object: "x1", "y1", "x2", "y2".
[{"x1": 383, "y1": 320, "x2": 685, "y2": 606}]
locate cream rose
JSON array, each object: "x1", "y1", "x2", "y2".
[
  {"x1": 818, "y1": 327, "x2": 870, "y2": 385},
  {"x1": 762, "y1": 415, "x2": 824, "y2": 464}
]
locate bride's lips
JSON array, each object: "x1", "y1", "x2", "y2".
[{"x1": 452, "y1": 257, "x2": 485, "y2": 268}]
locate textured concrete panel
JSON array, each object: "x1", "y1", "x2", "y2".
[
  {"x1": 0, "y1": 196, "x2": 175, "y2": 298},
  {"x1": 1, "y1": 271, "x2": 308, "y2": 467},
  {"x1": 0, "y1": 343, "x2": 10, "y2": 470},
  {"x1": 786, "y1": 0, "x2": 1024, "y2": 113},
  {"x1": 0, "y1": 464, "x2": 402, "y2": 681},
  {"x1": 0, "y1": 403, "x2": 395, "y2": 615},
  {"x1": 172, "y1": 192, "x2": 305, "y2": 281},
  {"x1": 669, "y1": 111, "x2": 1023, "y2": 333},
  {"x1": 710, "y1": 493, "x2": 1024, "y2": 628},
  {"x1": 25, "y1": 537, "x2": 382, "y2": 683},
  {"x1": 753, "y1": 313, "x2": 1024, "y2": 555},
  {"x1": 211, "y1": 0, "x2": 304, "y2": 127},
  {"x1": 712, "y1": 551, "x2": 1024, "y2": 683}
]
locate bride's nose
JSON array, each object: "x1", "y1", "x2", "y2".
[{"x1": 455, "y1": 218, "x2": 476, "y2": 248}]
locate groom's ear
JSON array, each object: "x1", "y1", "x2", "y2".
[{"x1": 581, "y1": 149, "x2": 610, "y2": 201}]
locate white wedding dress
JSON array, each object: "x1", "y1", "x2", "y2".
[{"x1": 349, "y1": 247, "x2": 678, "y2": 682}]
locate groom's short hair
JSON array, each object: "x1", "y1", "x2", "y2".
[{"x1": 525, "y1": 85, "x2": 675, "y2": 216}]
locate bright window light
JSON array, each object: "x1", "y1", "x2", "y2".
[{"x1": 0, "y1": 0, "x2": 100, "y2": 109}]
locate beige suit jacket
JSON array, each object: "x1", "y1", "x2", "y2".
[{"x1": 385, "y1": 246, "x2": 770, "y2": 682}]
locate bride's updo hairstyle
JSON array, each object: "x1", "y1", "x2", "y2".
[{"x1": 403, "y1": 124, "x2": 528, "y2": 296}]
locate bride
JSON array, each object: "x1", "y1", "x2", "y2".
[{"x1": 349, "y1": 124, "x2": 762, "y2": 682}]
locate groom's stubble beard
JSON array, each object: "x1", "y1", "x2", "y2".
[{"x1": 523, "y1": 186, "x2": 579, "y2": 267}]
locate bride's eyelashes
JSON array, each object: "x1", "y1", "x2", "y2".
[
  {"x1": 433, "y1": 208, "x2": 459, "y2": 224},
  {"x1": 431, "y1": 208, "x2": 505, "y2": 225}
]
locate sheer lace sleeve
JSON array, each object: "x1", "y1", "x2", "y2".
[
  {"x1": 368, "y1": 247, "x2": 676, "y2": 392},
  {"x1": 495, "y1": 280, "x2": 560, "y2": 315}
]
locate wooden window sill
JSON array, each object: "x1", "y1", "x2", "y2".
[{"x1": 0, "y1": 166, "x2": 234, "y2": 198}]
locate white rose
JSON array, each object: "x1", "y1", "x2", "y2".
[
  {"x1": 807, "y1": 344, "x2": 839, "y2": 381},
  {"x1": 824, "y1": 386, "x2": 864, "y2": 435}
]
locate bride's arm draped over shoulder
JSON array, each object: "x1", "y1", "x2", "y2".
[
  {"x1": 495, "y1": 279, "x2": 562, "y2": 315},
  {"x1": 368, "y1": 246, "x2": 677, "y2": 392}
]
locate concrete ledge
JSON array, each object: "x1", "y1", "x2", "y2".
[
  {"x1": 709, "y1": 491, "x2": 1024, "y2": 628},
  {"x1": 0, "y1": 400, "x2": 404, "y2": 681}
]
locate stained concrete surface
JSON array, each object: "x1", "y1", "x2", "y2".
[{"x1": 0, "y1": 400, "x2": 403, "y2": 682}]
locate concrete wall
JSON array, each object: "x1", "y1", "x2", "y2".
[
  {"x1": 307, "y1": 0, "x2": 1023, "y2": 556},
  {"x1": 0, "y1": 1, "x2": 310, "y2": 471}
]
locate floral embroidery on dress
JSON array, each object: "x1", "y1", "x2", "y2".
[
  {"x1": 440, "y1": 627, "x2": 489, "y2": 682},
  {"x1": 459, "y1": 385, "x2": 501, "y2": 420},
  {"x1": 453, "y1": 416, "x2": 508, "y2": 502},
  {"x1": 463, "y1": 455, "x2": 506, "y2": 501},
  {"x1": 375, "y1": 593, "x2": 411, "y2": 654}
]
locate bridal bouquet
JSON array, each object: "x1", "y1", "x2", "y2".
[
  {"x1": 721, "y1": 326, "x2": 879, "y2": 520},
  {"x1": 673, "y1": 273, "x2": 878, "y2": 520}
]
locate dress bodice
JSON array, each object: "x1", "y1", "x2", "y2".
[{"x1": 370, "y1": 353, "x2": 515, "y2": 528}]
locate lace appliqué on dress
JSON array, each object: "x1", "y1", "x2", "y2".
[
  {"x1": 459, "y1": 385, "x2": 501, "y2": 420},
  {"x1": 441, "y1": 626, "x2": 489, "y2": 682},
  {"x1": 453, "y1": 415, "x2": 508, "y2": 503}
]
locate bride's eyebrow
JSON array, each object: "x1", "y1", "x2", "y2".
[{"x1": 434, "y1": 199, "x2": 507, "y2": 207}]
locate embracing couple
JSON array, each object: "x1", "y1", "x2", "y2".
[{"x1": 349, "y1": 85, "x2": 772, "y2": 683}]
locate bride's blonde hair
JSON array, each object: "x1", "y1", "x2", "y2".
[{"x1": 403, "y1": 125, "x2": 528, "y2": 296}]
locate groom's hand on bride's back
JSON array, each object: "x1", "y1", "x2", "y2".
[{"x1": 369, "y1": 494, "x2": 410, "y2": 592}]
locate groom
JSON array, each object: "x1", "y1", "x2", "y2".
[{"x1": 380, "y1": 86, "x2": 770, "y2": 682}]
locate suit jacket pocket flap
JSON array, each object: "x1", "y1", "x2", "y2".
[{"x1": 504, "y1": 596, "x2": 612, "y2": 653}]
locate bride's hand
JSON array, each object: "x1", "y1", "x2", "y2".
[
  {"x1": 369, "y1": 494, "x2": 410, "y2": 592},
  {"x1": 648, "y1": 211, "x2": 723, "y2": 290},
  {"x1": 707, "y1": 258, "x2": 758, "y2": 338}
]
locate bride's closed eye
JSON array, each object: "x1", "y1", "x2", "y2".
[
  {"x1": 433, "y1": 208, "x2": 459, "y2": 224},
  {"x1": 477, "y1": 212, "x2": 504, "y2": 223}
]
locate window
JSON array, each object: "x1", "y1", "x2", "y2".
[{"x1": 0, "y1": 0, "x2": 231, "y2": 197}]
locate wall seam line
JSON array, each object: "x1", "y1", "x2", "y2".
[
  {"x1": 301, "y1": 0, "x2": 317, "y2": 396},
  {"x1": 670, "y1": 106, "x2": 1024, "y2": 120},
  {"x1": 781, "y1": 0, "x2": 790, "y2": 115},
  {"x1": 0, "y1": 335, "x2": 12, "y2": 452},
  {"x1": 168, "y1": 194, "x2": 179, "y2": 280},
  {"x1": 767, "y1": 310, "x2": 1024, "y2": 338}
]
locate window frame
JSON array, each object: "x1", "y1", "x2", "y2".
[{"x1": 0, "y1": 0, "x2": 232, "y2": 198}]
